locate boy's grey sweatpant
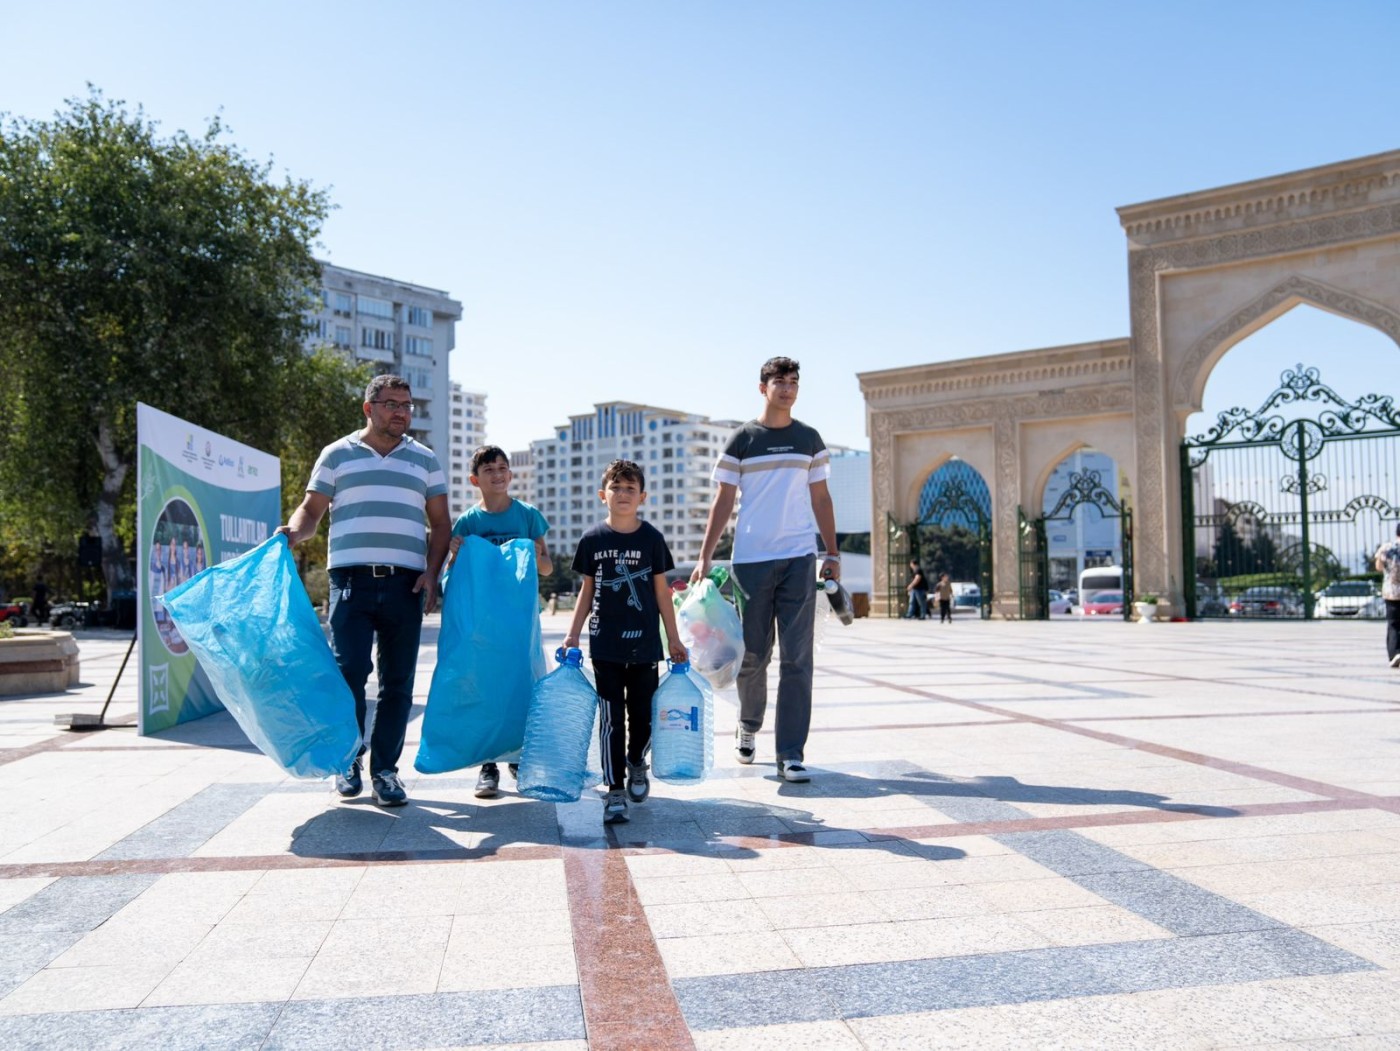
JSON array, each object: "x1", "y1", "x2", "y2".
[{"x1": 733, "y1": 555, "x2": 817, "y2": 762}]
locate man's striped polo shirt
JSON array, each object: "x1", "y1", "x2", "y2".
[{"x1": 308, "y1": 432, "x2": 447, "y2": 571}]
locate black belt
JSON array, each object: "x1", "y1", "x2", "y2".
[{"x1": 336, "y1": 564, "x2": 413, "y2": 577}]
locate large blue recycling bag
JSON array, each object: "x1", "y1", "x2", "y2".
[
  {"x1": 415, "y1": 536, "x2": 546, "y2": 773},
  {"x1": 161, "y1": 535, "x2": 361, "y2": 779},
  {"x1": 517, "y1": 647, "x2": 604, "y2": 803}
]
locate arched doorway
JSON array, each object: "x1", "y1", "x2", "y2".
[
  {"x1": 1019, "y1": 450, "x2": 1133, "y2": 620},
  {"x1": 889, "y1": 459, "x2": 992, "y2": 618}
]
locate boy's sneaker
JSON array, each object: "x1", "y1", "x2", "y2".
[
  {"x1": 335, "y1": 759, "x2": 363, "y2": 798},
  {"x1": 603, "y1": 788, "x2": 630, "y2": 824},
  {"x1": 626, "y1": 761, "x2": 650, "y2": 803},
  {"x1": 475, "y1": 763, "x2": 500, "y2": 799},
  {"x1": 778, "y1": 760, "x2": 811, "y2": 783},
  {"x1": 735, "y1": 728, "x2": 756, "y2": 765},
  {"x1": 1390, "y1": 654, "x2": 1400, "y2": 668},
  {"x1": 372, "y1": 771, "x2": 408, "y2": 807},
  {"x1": 508, "y1": 763, "x2": 520, "y2": 780}
]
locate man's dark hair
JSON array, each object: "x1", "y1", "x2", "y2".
[
  {"x1": 471, "y1": 445, "x2": 509, "y2": 474},
  {"x1": 365, "y1": 373, "x2": 410, "y2": 403},
  {"x1": 601, "y1": 458, "x2": 645, "y2": 491},
  {"x1": 760, "y1": 356, "x2": 801, "y2": 384}
]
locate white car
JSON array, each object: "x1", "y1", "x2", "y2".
[{"x1": 1313, "y1": 580, "x2": 1384, "y2": 618}]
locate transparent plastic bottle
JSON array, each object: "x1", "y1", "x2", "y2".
[
  {"x1": 517, "y1": 647, "x2": 601, "y2": 802},
  {"x1": 650, "y1": 660, "x2": 714, "y2": 784}
]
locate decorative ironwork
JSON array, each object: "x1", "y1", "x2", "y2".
[
  {"x1": 1187, "y1": 364, "x2": 1400, "y2": 456},
  {"x1": 1181, "y1": 365, "x2": 1400, "y2": 620},
  {"x1": 1043, "y1": 469, "x2": 1130, "y2": 523}
]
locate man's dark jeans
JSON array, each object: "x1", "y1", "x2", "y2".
[
  {"x1": 328, "y1": 567, "x2": 424, "y2": 775},
  {"x1": 733, "y1": 555, "x2": 817, "y2": 763},
  {"x1": 1387, "y1": 599, "x2": 1400, "y2": 662}
]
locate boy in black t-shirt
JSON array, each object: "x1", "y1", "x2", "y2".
[{"x1": 564, "y1": 460, "x2": 688, "y2": 824}]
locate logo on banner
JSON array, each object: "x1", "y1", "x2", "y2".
[{"x1": 147, "y1": 664, "x2": 170, "y2": 715}]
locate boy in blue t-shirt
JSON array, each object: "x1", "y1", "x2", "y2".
[
  {"x1": 563, "y1": 459, "x2": 687, "y2": 824},
  {"x1": 444, "y1": 445, "x2": 552, "y2": 798}
]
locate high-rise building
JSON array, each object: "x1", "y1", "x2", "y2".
[
  {"x1": 526, "y1": 402, "x2": 740, "y2": 569},
  {"x1": 304, "y1": 261, "x2": 462, "y2": 463},
  {"x1": 509, "y1": 449, "x2": 535, "y2": 508},
  {"x1": 446, "y1": 384, "x2": 488, "y2": 518}
]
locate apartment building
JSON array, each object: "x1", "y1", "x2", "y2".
[
  {"x1": 304, "y1": 262, "x2": 462, "y2": 462},
  {"x1": 446, "y1": 384, "x2": 488, "y2": 518},
  {"x1": 526, "y1": 402, "x2": 741, "y2": 569}
]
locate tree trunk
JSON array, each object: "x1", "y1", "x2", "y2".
[{"x1": 94, "y1": 417, "x2": 132, "y2": 604}]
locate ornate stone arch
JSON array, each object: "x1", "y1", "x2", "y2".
[{"x1": 1172, "y1": 275, "x2": 1400, "y2": 407}]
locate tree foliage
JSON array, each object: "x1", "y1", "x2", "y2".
[{"x1": 0, "y1": 89, "x2": 363, "y2": 601}]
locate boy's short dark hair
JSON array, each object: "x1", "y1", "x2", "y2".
[
  {"x1": 601, "y1": 459, "x2": 645, "y2": 491},
  {"x1": 470, "y1": 445, "x2": 509, "y2": 474},
  {"x1": 760, "y1": 356, "x2": 800, "y2": 384}
]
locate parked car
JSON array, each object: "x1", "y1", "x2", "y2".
[
  {"x1": 1048, "y1": 589, "x2": 1074, "y2": 615},
  {"x1": 1229, "y1": 586, "x2": 1303, "y2": 618},
  {"x1": 0, "y1": 601, "x2": 27, "y2": 627},
  {"x1": 1312, "y1": 580, "x2": 1384, "y2": 619},
  {"x1": 46, "y1": 600, "x2": 93, "y2": 629},
  {"x1": 951, "y1": 583, "x2": 981, "y2": 613},
  {"x1": 1079, "y1": 590, "x2": 1124, "y2": 616}
]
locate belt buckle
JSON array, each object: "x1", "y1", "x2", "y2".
[{"x1": 372, "y1": 565, "x2": 391, "y2": 578}]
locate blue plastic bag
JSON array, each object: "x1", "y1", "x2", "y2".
[
  {"x1": 415, "y1": 536, "x2": 546, "y2": 773},
  {"x1": 651, "y1": 660, "x2": 714, "y2": 784},
  {"x1": 161, "y1": 535, "x2": 361, "y2": 779},
  {"x1": 517, "y1": 648, "x2": 604, "y2": 802}
]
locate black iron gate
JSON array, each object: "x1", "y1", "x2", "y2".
[
  {"x1": 1182, "y1": 365, "x2": 1400, "y2": 620},
  {"x1": 1021, "y1": 469, "x2": 1134, "y2": 621}
]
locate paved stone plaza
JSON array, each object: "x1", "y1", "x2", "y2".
[{"x1": 1, "y1": 613, "x2": 1398, "y2": 1049}]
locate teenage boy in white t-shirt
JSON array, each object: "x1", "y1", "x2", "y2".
[{"x1": 691, "y1": 356, "x2": 840, "y2": 782}]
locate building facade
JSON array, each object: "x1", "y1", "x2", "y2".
[
  {"x1": 526, "y1": 402, "x2": 741, "y2": 569},
  {"x1": 446, "y1": 384, "x2": 488, "y2": 518},
  {"x1": 304, "y1": 262, "x2": 463, "y2": 464}
]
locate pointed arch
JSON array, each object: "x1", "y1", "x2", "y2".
[{"x1": 1173, "y1": 276, "x2": 1400, "y2": 407}]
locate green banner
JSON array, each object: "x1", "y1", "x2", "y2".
[{"x1": 137, "y1": 404, "x2": 281, "y2": 734}]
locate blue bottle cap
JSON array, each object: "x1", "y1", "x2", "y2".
[
  {"x1": 670, "y1": 659, "x2": 691, "y2": 673},
  {"x1": 555, "y1": 646, "x2": 584, "y2": 667}
]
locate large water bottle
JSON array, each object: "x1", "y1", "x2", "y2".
[
  {"x1": 822, "y1": 578, "x2": 855, "y2": 626},
  {"x1": 517, "y1": 647, "x2": 602, "y2": 802},
  {"x1": 651, "y1": 660, "x2": 713, "y2": 784}
]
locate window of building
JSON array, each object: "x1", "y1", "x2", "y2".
[
  {"x1": 404, "y1": 335, "x2": 433, "y2": 357},
  {"x1": 360, "y1": 328, "x2": 394, "y2": 351},
  {"x1": 406, "y1": 305, "x2": 433, "y2": 327},
  {"x1": 358, "y1": 295, "x2": 394, "y2": 320},
  {"x1": 334, "y1": 325, "x2": 352, "y2": 347}
]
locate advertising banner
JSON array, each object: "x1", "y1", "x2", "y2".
[{"x1": 136, "y1": 403, "x2": 281, "y2": 734}]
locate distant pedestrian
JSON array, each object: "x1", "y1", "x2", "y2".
[
  {"x1": 1374, "y1": 523, "x2": 1400, "y2": 667},
  {"x1": 904, "y1": 561, "x2": 928, "y2": 620},
  {"x1": 936, "y1": 573, "x2": 954, "y2": 623}
]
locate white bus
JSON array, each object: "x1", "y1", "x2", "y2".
[{"x1": 1078, "y1": 564, "x2": 1123, "y2": 601}]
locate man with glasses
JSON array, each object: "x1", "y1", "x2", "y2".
[{"x1": 279, "y1": 374, "x2": 450, "y2": 806}]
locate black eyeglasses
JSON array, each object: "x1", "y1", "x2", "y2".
[{"x1": 371, "y1": 399, "x2": 414, "y2": 413}]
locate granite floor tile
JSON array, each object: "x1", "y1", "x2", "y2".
[
  {"x1": 50, "y1": 916, "x2": 213, "y2": 967},
  {"x1": 656, "y1": 930, "x2": 802, "y2": 979},
  {"x1": 142, "y1": 953, "x2": 313, "y2": 1006},
  {"x1": 0, "y1": 1002, "x2": 280, "y2": 1051},
  {"x1": 691, "y1": 1019, "x2": 865, "y2": 1050},
  {"x1": 646, "y1": 897, "x2": 772, "y2": 938},
  {"x1": 0, "y1": 961, "x2": 174, "y2": 1014}
]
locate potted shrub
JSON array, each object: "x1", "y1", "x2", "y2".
[{"x1": 1133, "y1": 592, "x2": 1160, "y2": 622}]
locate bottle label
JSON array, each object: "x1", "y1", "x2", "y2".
[{"x1": 658, "y1": 705, "x2": 699, "y2": 732}]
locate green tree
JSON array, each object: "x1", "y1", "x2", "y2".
[{"x1": 0, "y1": 89, "x2": 359, "y2": 602}]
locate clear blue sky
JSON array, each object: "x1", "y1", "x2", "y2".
[{"x1": 6, "y1": 1, "x2": 1399, "y2": 454}]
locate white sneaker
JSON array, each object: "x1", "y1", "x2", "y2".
[
  {"x1": 1390, "y1": 654, "x2": 1400, "y2": 668},
  {"x1": 603, "y1": 788, "x2": 630, "y2": 824},
  {"x1": 735, "y1": 728, "x2": 756, "y2": 764},
  {"x1": 778, "y1": 760, "x2": 811, "y2": 783}
]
